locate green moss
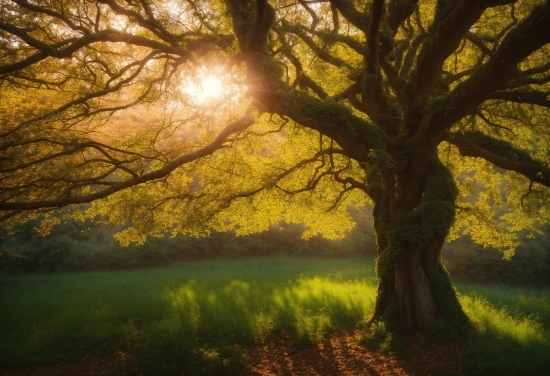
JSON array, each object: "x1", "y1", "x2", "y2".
[
  {"x1": 428, "y1": 263, "x2": 472, "y2": 339},
  {"x1": 392, "y1": 200, "x2": 455, "y2": 244},
  {"x1": 426, "y1": 96, "x2": 454, "y2": 118},
  {"x1": 423, "y1": 161, "x2": 459, "y2": 203},
  {"x1": 279, "y1": 90, "x2": 393, "y2": 170},
  {"x1": 376, "y1": 159, "x2": 458, "y2": 280},
  {"x1": 375, "y1": 245, "x2": 394, "y2": 280},
  {"x1": 280, "y1": 90, "x2": 358, "y2": 129},
  {"x1": 465, "y1": 130, "x2": 541, "y2": 165},
  {"x1": 386, "y1": 167, "x2": 456, "y2": 256}
]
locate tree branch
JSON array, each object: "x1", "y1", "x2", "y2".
[
  {"x1": 0, "y1": 112, "x2": 255, "y2": 211},
  {"x1": 282, "y1": 21, "x2": 353, "y2": 70},
  {"x1": 448, "y1": 2, "x2": 550, "y2": 120},
  {"x1": 362, "y1": 0, "x2": 401, "y2": 136},
  {"x1": 387, "y1": 0, "x2": 418, "y2": 34},
  {"x1": 490, "y1": 89, "x2": 550, "y2": 109},
  {"x1": 443, "y1": 132, "x2": 550, "y2": 187},
  {"x1": 410, "y1": 0, "x2": 515, "y2": 98},
  {"x1": 328, "y1": 0, "x2": 365, "y2": 31}
]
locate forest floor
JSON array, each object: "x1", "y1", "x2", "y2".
[
  {"x1": 2, "y1": 330, "x2": 464, "y2": 376},
  {"x1": 242, "y1": 330, "x2": 464, "y2": 376}
]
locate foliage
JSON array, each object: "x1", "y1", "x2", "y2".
[
  {"x1": 0, "y1": 0, "x2": 547, "y2": 246},
  {"x1": 443, "y1": 232, "x2": 550, "y2": 286},
  {"x1": 2, "y1": 206, "x2": 548, "y2": 289}
]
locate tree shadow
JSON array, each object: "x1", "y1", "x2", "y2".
[{"x1": 242, "y1": 331, "x2": 465, "y2": 376}]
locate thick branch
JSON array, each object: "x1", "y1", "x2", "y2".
[
  {"x1": 490, "y1": 89, "x2": 550, "y2": 109},
  {"x1": 298, "y1": 0, "x2": 319, "y2": 30},
  {"x1": 387, "y1": 0, "x2": 418, "y2": 34},
  {"x1": 362, "y1": 0, "x2": 401, "y2": 135},
  {"x1": 465, "y1": 32, "x2": 493, "y2": 56},
  {"x1": 267, "y1": 85, "x2": 388, "y2": 162},
  {"x1": 228, "y1": 1, "x2": 388, "y2": 162},
  {"x1": 410, "y1": 0, "x2": 515, "y2": 98},
  {"x1": 444, "y1": 132, "x2": 550, "y2": 187},
  {"x1": 328, "y1": 0, "x2": 365, "y2": 31},
  {"x1": 448, "y1": 2, "x2": 550, "y2": 120}
]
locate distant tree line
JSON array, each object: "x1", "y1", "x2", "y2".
[
  {"x1": 0, "y1": 209, "x2": 376, "y2": 274},
  {"x1": 443, "y1": 235, "x2": 550, "y2": 286},
  {"x1": 1, "y1": 208, "x2": 548, "y2": 286}
]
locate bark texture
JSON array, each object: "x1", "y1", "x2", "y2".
[{"x1": 369, "y1": 157, "x2": 469, "y2": 339}]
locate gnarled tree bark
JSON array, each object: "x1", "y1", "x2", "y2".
[{"x1": 369, "y1": 157, "x2": 468, "y2": 339}]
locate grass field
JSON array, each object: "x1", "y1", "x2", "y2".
[{"x1": 1, "y1": 257, "x2": 549, "y2": 375}]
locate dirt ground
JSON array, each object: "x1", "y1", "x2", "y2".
[
  {"x1": 2, "y1": 331, "x2": 464, "y2": 376},
  {"x1": 242, "y1": 330, "x2": 464, "y2": 376}
]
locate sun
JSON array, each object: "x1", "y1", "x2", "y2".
[{"x1": 182, "y1": 72, "x2": 225, "y2": 104}]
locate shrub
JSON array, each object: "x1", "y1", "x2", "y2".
[{"x1": 443, "y1": 232, "x2": 550, "y2": 286}]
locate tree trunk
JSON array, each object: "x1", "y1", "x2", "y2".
[{"x1": 369, "y1": 158, "x2": 470, "y2": 341}]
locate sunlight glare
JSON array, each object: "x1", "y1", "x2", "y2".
[{"x1": 183, "y1": 74, "x2": 224, "y2": 104}]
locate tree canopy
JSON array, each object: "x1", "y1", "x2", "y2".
[{"x1": 1, "y1": 0, "x2": 550, "y2": 338}]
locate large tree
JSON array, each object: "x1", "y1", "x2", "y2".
[{"x1": 1, "y1": 0, "x2": 550, "y2": 339}]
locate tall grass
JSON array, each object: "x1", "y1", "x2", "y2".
[
  {"x1": 457, "y1": 284, "x2": 550, "y2": 328},
  {"x1": 1, "y1": 257, "x2": 549, "y2": 376},
  {"x1": 456, "y1": 285, "x2": 550, "y2": 376},
  {"x1": 0, "y1": 257, "x2": 377, "y2": 375}
]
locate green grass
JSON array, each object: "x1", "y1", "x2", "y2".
[
  {"x1": 456, "y1": 283, "x2": 550, "y2": 328},
  {"x1": 1, "y1": 257, "x2": 549, "y2": 376},
  {"x1": 456, "y1": 284, "x2": 550, "y2": 376},
  {"x1": 0, "y1": 257, "x2": 377, "y2": 375}
]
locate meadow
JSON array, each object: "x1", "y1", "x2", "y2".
[{"x1": 1, "y1": 257, "x2": 549, "y2": 375}]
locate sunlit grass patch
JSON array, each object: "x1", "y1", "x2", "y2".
[
  {"x1": 460, "y1": 294, "x2": 547, "y2": 344},
  {"x1": 0, "y1": 257, "x2": 375, "y2": 375},
  {"x1": 159, "y1": 273, "x2": 377, "y2": 345},
  {"x1": 457, "y1": 287, "x2": 550, "y2": 375},
  {"x1": 457, "y1": 284, "x2": 550, "y2": 329},
  {"x1": 272, "y1": 276, "x2": 376, "y2": 343}
]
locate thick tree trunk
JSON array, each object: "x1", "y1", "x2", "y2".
[
  {"x1": 393, "y1": 241, "x2": 439, "y2": 335},
  {"x1": 369, "y1": 158, "x2": 470, "y2": 341}
]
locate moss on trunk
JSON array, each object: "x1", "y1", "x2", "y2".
[{"x1": 369, "y1": 157, "x2": 471, "y2": 341}]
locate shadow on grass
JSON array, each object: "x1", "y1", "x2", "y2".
[
  {"x1": 458, "y1": 293, "x2": 550, "y2": 376},
  {"x1": 0, "y1": 258, "x2": 376, "y2": 376},
  {"x1": 125, "y1": 275, "x2": 377, "y2": 375}
]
